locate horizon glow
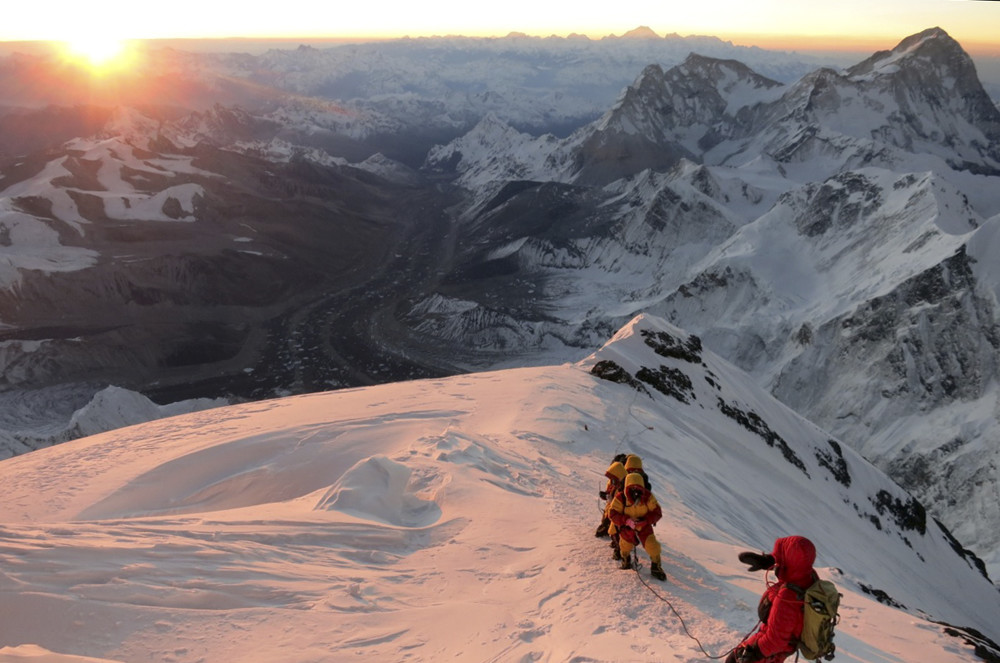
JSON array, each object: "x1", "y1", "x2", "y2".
[{"x1": 2, "y1": 0, "x2": 997, "y2": 56}]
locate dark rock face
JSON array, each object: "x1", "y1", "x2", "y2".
[
  {"x1": 571, "y1": 57, "x2": 782, "y2": 184},
  {"x1": 872, "y1": 489, "x2": 927, "y2": 536},
  {"x1": 590, "y1": 360, "x2": 649, "y2": 395},
  {"x1": 792, "y1": 172, "x2": 884, "y2": 237},
  {"x1": 815, "y1": 439, "x2": 852, "y2": 487},
  {"x1": 640, "y1": 329, "x2": 704, "y2": 364},
  {"x1": 636, "y1": 365, "x2": 696, "y2": 403},
  {"x1": 818, "y1": 247, "x2": 998, "y2": 406}
]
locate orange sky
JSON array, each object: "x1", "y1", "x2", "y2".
[{"x1": 1, "y1": 1, "x2": 997, "y2": 56}]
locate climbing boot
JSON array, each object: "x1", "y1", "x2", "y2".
[
  {"x1": 650, "y1": 561, "x2": 666, "y2": 581},
  {"x1": 620, "y1": 555, "x2": 632, "y2": 570},
  {"x1": 594, "y1": 517, "x2": 610, "y2": 538},
  {"x1": 612, "y1": 543, "x2": 621, "y2": 560}
]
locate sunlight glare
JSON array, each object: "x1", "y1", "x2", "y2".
[{"x1": 62, "y1": 36, "x2": 129, "y2": 69}]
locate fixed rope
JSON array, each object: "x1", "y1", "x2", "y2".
[
  {"x1": 628, "y1": 550, "x2": 757, "y2": 661},
  {"x1": 597, "y1": 389, "x2": 646, "y2": 514},
  {"x1": 602, "y1": 385, "x2": 751, "y2": 659},
  {"x1": 616, "y1": 388, "x2": 644, "y2": 455}
]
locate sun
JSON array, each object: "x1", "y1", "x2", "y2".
[{"x1": 61, "y1": 36, "x2": 130, "y2": 70}]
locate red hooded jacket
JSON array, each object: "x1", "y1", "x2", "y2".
[{"x1": 745, "y1": 536, "x2": 817, "y2": 659}]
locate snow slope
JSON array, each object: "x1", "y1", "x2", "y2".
[
  {"x1": 412, "y1": 28, "x2": 1000, "y2": 581},
  {"x1": 0, "y1": 314, "x2": 996, "y2": 662},
  {"x1": 0, "y1": 385, "x2": 227, "y2": 459}
]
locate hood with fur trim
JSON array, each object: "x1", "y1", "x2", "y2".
[
  {"x1": 605, "y1": 462, "x2": 626, "y2": 483},
  {"x1": 623, "y1": 472, "x2": 646, "y2": 504}
]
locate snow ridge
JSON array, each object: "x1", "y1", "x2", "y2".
[
  {"x1": 0, "y1": 313, "x2": 998, "y2": 661},
  {"x1": 409, "y1": 28, "x2": 1000, "y2": 581}
]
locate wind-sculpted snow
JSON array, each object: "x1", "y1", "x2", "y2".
[
  {"x1": 1, "y1": 313, "x2": 999, "y2": 662},
  {"x1": 316, "y1": 455, "x2": 443, "y2": 527}
]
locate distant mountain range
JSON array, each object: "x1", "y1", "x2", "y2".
[
  {"x1": 2, "y1": 27, "x2": 1000, "y2": 585},
  {"x1": 0, "y1": 29, "x2": 871, "y2": 162}
]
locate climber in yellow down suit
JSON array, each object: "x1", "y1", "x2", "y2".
[{"x1": 608, "y1": 471, "x2": 666, "y2": 581}]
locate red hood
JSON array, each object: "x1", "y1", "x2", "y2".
[{"x1": 772, "y1": 536, "x2": 816, "y2": 587}]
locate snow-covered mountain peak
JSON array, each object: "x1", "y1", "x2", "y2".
[
  {"x1": 560, "y1": 54, "x2": 788, "y2": 184},
  {"x1": 845, "y1": 26, "x2": 996, "y2": 121},
  {"x1": 840, "y1": 28, "x2": 1000, "y2": 170},
  {"x1": 619, "y1": 25, "x2": 662, "y2": 40},
  {"x1": 849, "y1": 26, "x2": 966, "y2": 79},
  {"x1": 602, "y1": 55, "x2": 781, "y2": 134},
  {"x1": 423, "y1": 112, "x2": 565, "y2": 197},
  {"x1": 676, "y1": 52, "x2": 783, "y2": 94},
  {"x1": 467, "y1": 111, "x2": 522, "y2": 140},
  {"x1": 174, "y1": 104, "x2": 282, "y2": 148},
  {"x1": 97, "y1": 108, "x2": 167, "y2": 152},
  {"x1": 596, "y1": 63, "x2": 671, "y2": 131},
  {"x1": 708, "y1": 28, "x2": 1000, "y2": 179},
  {"x1": 423, "y1": 112, "x2": 521, "y2": 172}
]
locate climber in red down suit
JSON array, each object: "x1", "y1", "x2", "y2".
[{"x1": 726, "y1": 535, "x2": 818, "y2": 663}]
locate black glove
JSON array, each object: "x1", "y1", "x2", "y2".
[
  {"x1": 738, "y1": 551, "x2": 775, "y2": 572},
  {"x1": 599, "y1": 490, "x2": 607, "y2": 500},
  {"x1": 736, "y1": 644, "x2": 763, "y2": 663}
]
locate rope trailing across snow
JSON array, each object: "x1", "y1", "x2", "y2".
[
  {"x1": 627, "y1": 538, "x2": 757, "y2": 660},
  {"x1": 602, "y1": 387, "x2": 752, "y2": 660}
]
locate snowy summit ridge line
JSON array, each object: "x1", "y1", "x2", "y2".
[{"x1": 0, "y1": 314, "x2": 998, "y2": 662}]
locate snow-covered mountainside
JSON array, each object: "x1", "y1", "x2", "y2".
[
  {"x1": 430, "y1": 28, "x2": 1000, "y2": 190},
  {"x1": 230, "y1": 29, "x2": 828, "y2": 139},
  {"x1": 411, "y1": 28, "x2": 1000, "y2": 578},
  {"x1": 0, "y1": 314, "x2": 997, "y2": 662},
  {"x1": 3, "y1": 25, "x2": 1000, "y2": 597},
  {"x1": 0, "y1": 385, "x2": 225, "y2": 457},
  {"x1": 0, "y1": 116, "x2": 462, "y2": 439},
  {"x1": 728, "y1": 28, "x2": 1000, "y2": 176}
]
